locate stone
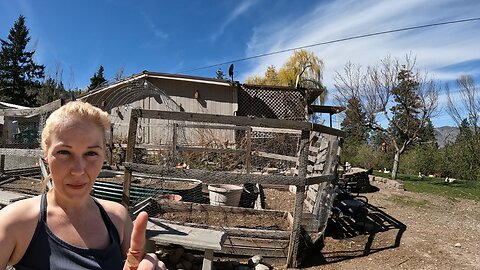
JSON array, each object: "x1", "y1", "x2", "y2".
[
  {"x1": 454, "y1": 243, "x2": 462, "y2": 247},
  {"x1": 255, "y1": 263, "x2": 270, "y2": 270},
  {"x1": 248, "y1": 255, "x2": 263, "y2": 267}
]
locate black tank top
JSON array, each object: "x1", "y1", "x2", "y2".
[{"x1": 14, "y1": 193, "x2": 124, "y2": 270}]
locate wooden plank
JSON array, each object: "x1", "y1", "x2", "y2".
[
  {"x1": 305, "y1": 174, "x2": 337, "y2": 185},
  {"x1": 158, "y1": 199, "x2": 289, "y2": 217},
  {"x1": 0, "y1": 190, "x2": 30, "y2": 206},
  {"x1": 179, "y1": 123, "x2": 249, "y2": 131},
  {"x1": 0, "y1": 99, "x2": 62, "y2": 116},
  {"x1": 253, "y1": 151, "x2": 298, "y2": 162},
  {"x1": 137, "y1": 109, "x2": 346, "y2": 137},
  {"x1": 245, "y1": 128, "x2": 252, "y2": 173},
  {"x1": 123, "y1": 162, "x2": 304, "y2": 186},
  {"x1": 220, "y1": 246, "x2": 288, "y2": 258},
  {"x1": 251, "y1": 126, "x2": 301, "y2": 135},
  {"x1": 202, "y1": 249, "x2": 214, "y2": 270},
  {"x1": 287, "y1": 130, "x2": 309, "y2": 268},
  {"x1": 146, "y1": 218, "x2": 226, "y2": 251},
  {"x1": 224, "y1": 235, "x2": 290, "y2": 249},
  {"x1": 177, "y1": 146, "x2": 245, "y2": 154},
  {"x1": 123, "y1": 112, "x2": 139, "y2": 207},
  {"x1": 308, "y1": 105, "x2": 345, "y2": 114},
  {"x1": 152, "y1": 218, "x2": 290, "y2": 240}
]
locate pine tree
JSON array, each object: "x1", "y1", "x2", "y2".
[
  {"x1": 88, "y1": 65, "x2": 107, "y2": 90},
  {"x1": 37, "y1": 77, "x2": 67, "y2": 105},
  {"x1": 0, "y1": 15, "x2": 45, "y2": 106},
  {"x1": 341, "y1": 96, "x2": 369, "y2": 144}
]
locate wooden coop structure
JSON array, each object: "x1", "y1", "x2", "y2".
[{"x1": 120, "y1": 109, "x2": 345, "y2": 268}]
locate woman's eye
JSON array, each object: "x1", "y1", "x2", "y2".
[
  {"x1": 57, "y1": 150, "x2": 70, "y2": 155},
  {"x1": 85, "y1": 151, "x2": 99, "y2": 157}
]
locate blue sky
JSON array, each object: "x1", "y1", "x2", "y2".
[{"x1": 1, "y1": 0, "x2": 480, "y2": 127}]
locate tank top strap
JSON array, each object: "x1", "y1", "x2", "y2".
[
  {"x1": 92, "y1": 198, "x2": 121, "y2": 245},
  {"x1": 40, "y1": 192, "x2": 47, "y2": 222}
]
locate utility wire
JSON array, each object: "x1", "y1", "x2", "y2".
[{"x1": 184, "y1": 17, "x2": 480, "y2": 72}]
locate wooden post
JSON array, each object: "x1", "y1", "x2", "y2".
[
  {"x1": 245, "y1": 127, "x2": 252, "y2": 174},
  {"x1": 1, "y1": 117, "x2": 8, "y2": 173},
  {"x1": 202, "y1": 249, "x2": 214, "y2": 270},
  {"x1": 171, "y1": 123, "x2": 177, "y2": 165},
  {"x1": 108, "y1": 123, "x2": 114, "y2": 165},
  {"x1": 286, "y1": 130, "x2": 309, "y2": 268},
  {"x1": 123, "y1": 109, "x2": 140, "y2": 207}
]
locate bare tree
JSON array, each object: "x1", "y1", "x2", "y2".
[
  {"x1": 334, "y1": 55, "x2": 440, "y2": 179},
  {"x1": 446, "y1": 75, "x2": 480, "y2": 134}
]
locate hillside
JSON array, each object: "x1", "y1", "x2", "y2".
[{"x1": 434, "y1": 126, "x2": 459, "y2": 147}]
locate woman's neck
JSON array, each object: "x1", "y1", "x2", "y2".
[{"x1": 47, "y1": 189, "x2": 93, "y2": 214}]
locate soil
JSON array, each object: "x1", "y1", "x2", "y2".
[
  {"x1": 293, "y1": 179, "x2": 480, "y2": 270},
  {"x1": 2, "y1": 177, "x2": 480, "y2": 269}
]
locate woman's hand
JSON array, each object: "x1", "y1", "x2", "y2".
[{"x1": 123, "y1": 212, "x2": 167, "y2": 270}]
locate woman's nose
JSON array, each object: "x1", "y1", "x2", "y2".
[{"x1": 70, "y1": 156, "x2": 86, "y2": 175}]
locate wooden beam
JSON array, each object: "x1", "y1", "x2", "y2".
[
  {"x1": 153, "y1": 218, "x2": 290, "y2": 240},
  {"x1": 123, "y1": 112, "x2": 139, "y2": 207},
  {"x1": 251, "y1": 127, "x2": 301, "y2": 135},
  {"x1": 177, "y1": 146, "x2": 245, "y2": 154},
  {"x1": 123, "y1": 162, "x2": 304, "y2": 186},
  {"x1": 253, "y1": 151, "x2": 298, "y2": 162},
  {"x1": 135, "y1": 109, "x2": 345, "y2": 137},
  {"x1": 308, "y1": 105, "x2": 345, "y2": 114},
  {"x1": 305, "y1": 174, "x2": 336, "y2": 185},
  {"x1": 178, "y1": 123, "x2": 249, "y2": 131},
  {"x1": 287, "y1": 130, "x2": 309, "y2": 268}
]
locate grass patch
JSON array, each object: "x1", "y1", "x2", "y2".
[
  {"x1": 373, "y1": 171, "x2": 480, "y2": 201},
  {"x1": 387, "y1": 194, "x2": 430, "y2": 208}
]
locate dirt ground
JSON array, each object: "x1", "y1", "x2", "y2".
[{"x1": 295, "y1": 179, "x2": 480, "y2": 270}]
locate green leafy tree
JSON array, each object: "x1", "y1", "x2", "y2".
[
  {"x1": 445, "y1": 75, "x2": 480, "y2": 180},
  {"x1": 88, "y1": 65, "x2": 107, "y2": 90},
  {"x1": 0, "y1": 15, "x2": 45, "y2": 106},
  {"x1": 246, "y1": 65, "x2": 280, "y2": 85},
  {"x1": 246, "y1": 50, "x2": 325, "y2": 101}
]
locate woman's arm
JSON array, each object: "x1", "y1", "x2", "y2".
[{"x1": 0, "y1": 198, "x2": 39, "y2": 268}]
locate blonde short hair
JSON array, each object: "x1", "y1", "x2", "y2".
[{"x1": 41, "y1": 101, "x2": 110, "y2": 153}]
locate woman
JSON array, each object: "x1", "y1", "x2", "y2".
[{"x1": 0, "y1": 101, "x2": 166, "y2": 269}]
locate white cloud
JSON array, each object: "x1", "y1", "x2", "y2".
[
  {"x1": 140, "y1": 11, "x2": 168, "y2": 40},
  {"x1": 241, "y1": 0, "x2": 480, "y2": 126},
  {"x1": 241, "y1": 0, "x2": 480, "y2": 88},
  {"x1": 210, "y1": 0, "x2": 258, "y2": 41}
]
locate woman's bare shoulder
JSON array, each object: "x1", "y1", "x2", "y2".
[{"x1": 0, "y1": 196, "x2": 41, "y2": 224}]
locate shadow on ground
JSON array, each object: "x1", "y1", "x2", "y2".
[{"x1": 301, "y1": 202, "x2": 407, "y2": 268}]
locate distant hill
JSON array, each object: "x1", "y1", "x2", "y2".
[{"x1": 434, "y1": 126, "x2": 459, "y2": 147}]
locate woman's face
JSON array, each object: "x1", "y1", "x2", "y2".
[{"x1": 45, "y1": 118, "x2": 105, "y2": 200}]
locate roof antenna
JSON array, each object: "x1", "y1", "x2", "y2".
[{"x1": 228, "y1": 64, "x2": 234, "y2": 83}]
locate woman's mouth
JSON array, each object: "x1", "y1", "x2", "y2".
[{"x1": 67, "y1": 183, "x2": 87, "y2": 189}]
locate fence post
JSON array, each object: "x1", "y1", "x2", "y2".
[
  {"x1": 171, "y1": 123, "x2": 178, "y2": 165},
  {"x1": 245, "y1": 127, "x2": 252, "y2": 174},
  {"x1": 123, "y1": 109, "x2": 140, "y2": 208},
  {"x1": 286, "y1": 129, "x2": 309, "y2": 268}
]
